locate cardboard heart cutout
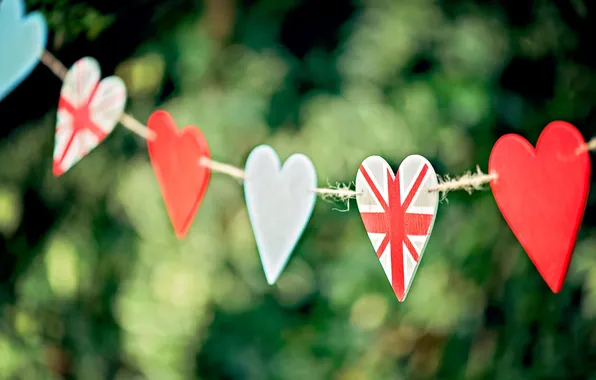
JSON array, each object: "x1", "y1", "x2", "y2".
[
  {"x1": 244, "y1": 145, "x2": 317, "y2": 285},
  {"x1": 53, "y1": 57, "x2": 127, "y2": 176},
  {"x1": 0, "y1": 0, "x2": 47, "y2": 101},
  {"x1": 489, "y1": 121, "x2": 591, "y2": 293},
  {"x1": 356, "y1": 155, "x2": 439, "y2": 302},
  {"x1": 147, "y1": 110, "x2": 211, "y2": 239}
]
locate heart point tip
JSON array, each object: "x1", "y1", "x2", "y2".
[
  {"x1": 174, "y1": 230, "x2": 188, "y2": 240},
  {"x1": 394, "y1": 290, "x2": 405, "y2": 302},
  {"x1": 548, "y1": 284, "x2": 563, "y2": 294},
  {"x1": 265, "y1": 273, "x2": 279, "y2": 285}
]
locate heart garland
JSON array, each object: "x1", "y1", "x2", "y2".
[
  {"x1": 4, "y1": 0, "x2": 596, "y2": 298},
  {"x1": 141, "y1": 119, "x2": 591, "y2": 297},
  {"x1": 53, "y1": 57, "x2": 127, "y2": 176},
  {"x1": 29, "y1": 54, "x2": 596, "y2": 296}
]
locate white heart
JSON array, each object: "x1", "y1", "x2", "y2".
[
  {"x1": 355, "y1": 155, "x2": 439, "y2": 302},
  {"x1": 52, "y1": 56, "x2": 126, "y2": 176},
  {"x1": 244, "y1": 145, "x2": 317, "y2": 285}
]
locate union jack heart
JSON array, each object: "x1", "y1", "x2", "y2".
[
  {"x1": 52, "y1": 57, "x2": 127, "y2": 176},
  {"x1": 356, "y1": 155, "x2": 439, "y2": 302}
]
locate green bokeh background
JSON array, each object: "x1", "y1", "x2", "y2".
[{"x1": 1, "y1": 0, "x2": 596, "y2": 379}]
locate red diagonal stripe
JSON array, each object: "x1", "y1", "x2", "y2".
[
  {"x1": 376, "y1": 234, "x2": 390, "y2": 259},
  {"x1": 402, "y1": 164, "x2": 429, "y2": 210},
  {"x1": 359, "y1": 165, "x2": 389, "y2": 211},
  {"x1": 403, "y1": 235, "x2": 420, "y2": 262}
]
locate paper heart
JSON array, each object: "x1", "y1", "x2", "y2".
[
  {"x1": 244, "y1": 145, "x2": 317, "y2": 285},
  {"x1": 489, "y1": 121, "x2": 591, "y2": 293},
  {"x1": 147, "y1": 110, "x2": 211, "y2": 239},
  {"x1": 0, "y1": 0, "x2": 47, "y2": 101},
  {"x1": 52, "y1": 57, "x2": 127, "y2": 176},
  {"x1": 356, "y1": 155, "x2": 439, "y2": 302}
]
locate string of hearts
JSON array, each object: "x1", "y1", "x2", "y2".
[{"x1": 2, "y1": 0, "x2": 596, "y2": 302}]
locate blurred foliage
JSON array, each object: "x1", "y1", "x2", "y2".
[{"x1": 1, "y1": 0, "x2": 596, "y2": 379}]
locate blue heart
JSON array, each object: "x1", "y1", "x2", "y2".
[{"x1": 0, "y1": 0, "x2": 47, "y2": 102}]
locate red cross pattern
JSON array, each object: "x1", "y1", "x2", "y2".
[
  {"x1": 356, "y1": 155, "x2": 438, "y2": 302},
  {"x1": 53, "y1": 57, "x2": 126, "y2": 176}
]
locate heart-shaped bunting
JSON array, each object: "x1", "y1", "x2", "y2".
[
  {"x1": 244, "y1": 145, "x2": 317, "y2": 285},
  {"x1": 356, "y1": 155, "x2": 439, "y2": 302},
  {"x1": 489, "y1": 121, "x2": 591, "y2": 293},
  {"x1": 53, "y1": 57, "x2": 127, "y2": 176},
  {"x1": 147, "y1": 110, "x2": 212, "y2": 239}
]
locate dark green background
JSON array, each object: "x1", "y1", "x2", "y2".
[{"x1": 1, "y1": 0, "x2": 596, "y2": 379}]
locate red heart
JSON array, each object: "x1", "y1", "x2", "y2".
[
  {"x1": 147, "y1": 110, "x2": 211, "y2": 239},
  {"x1": 489, "y1": 121, "x2": 591, "y2": 293}
]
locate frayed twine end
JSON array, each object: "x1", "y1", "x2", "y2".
[{"x1": 311, "y1": 181, "x2": 361, "y2": 212}]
